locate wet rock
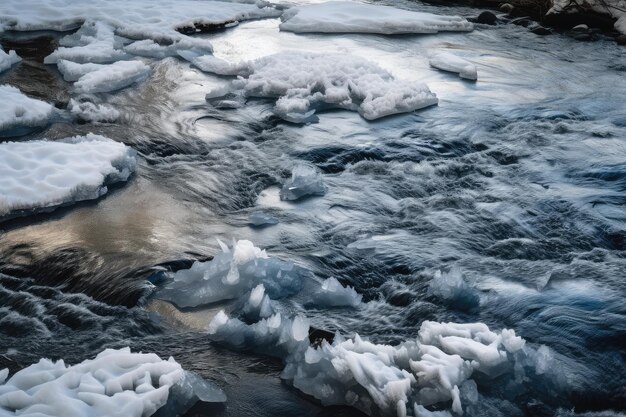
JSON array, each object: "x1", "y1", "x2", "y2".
[
  {"x1": 531, "y1": 26, "x2": 551, "y2": 35},
  {"x1": 499, "y1": 3, "x2": 514, "y2": 13},
  {"x1": 572, "y1": 23, "x2": 589, "y2": 32},
  {"x1": 511, "y1": 17, "x2": 533, "y2": 27},
  {"x1": 617, "y1": 35, "x2": 626, "y2": 45},
  {"x1": 469, "y1": 11, "x2": 497, "y2": 25}
]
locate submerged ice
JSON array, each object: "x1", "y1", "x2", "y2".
[
  {"x1": 0, "y1": 347, "x2": 225, "y2": 417},
  {"x1": 203, "y1": 51, "x2": 438, "y2": 121},
  {"x1": 0, "y1": 134, "x2": 136, "y2": 219}
]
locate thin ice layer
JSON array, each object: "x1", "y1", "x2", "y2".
[
  {"x1": 429, "y1": 52, "x2": 477, "y2": 80},
  {"x1": 203, "y1": 52, "x2": 438, "y2": 121},
  {"x1": 279, "y1": 2, "x2": 473, "y2": 34},
  {"x1": 0, "y1": 0, "x2": 281, "y2": 43},
  {"x1": 0, "y1": 85, "x2": 54, "y2": 132},
  {"x1": 0, "y1": 49, "x2": 20, "y2": 73},
  {"x1": 0, "y1": 347, "x2": 225, "y2": 417},
  {"x1": 0, "y1": 134, "x2": 136, "y2": 218}
]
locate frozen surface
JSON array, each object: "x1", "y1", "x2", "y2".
[
  {"x1": 280, "y1": 164, "x2": 327, "y2": 201},
  {"x1": 156, "y1": 240, "x2": 304, "y2": 308},
  {"x1": 0, "y1": 134, "x2": 136, "y2": 218},
  {"x1": 549, "y1": 0, "x2": 626, "y2": 34},
  {"x1": 0, "y1": 49, "x2": 20, "y2": 73},
  {"x1": 57, "y1": 60, "x2": 150, "y2": 93},
  {"x1": 68, "y1": 98, "x2": 120, "y2": 122},
  {"x1": 0, "y1": 347, "x2": 226, "y2": 417},
  {"x1": 0, "y1": 0, "x2": 281, "y2": 43},
  {"x1": 203, "y1": 51, "x2": 438, "y2": 121},
  {"x1": 279, "y1": 2, "x2": 473, "y2": 34},
  {"x1": 0, "y1": 85, "x2": 54, "y2": 133},
  {"x1": 429, "y1": 52, "x2": 477, "y2": 80}
]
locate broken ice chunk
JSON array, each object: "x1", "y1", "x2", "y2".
[
  {"x1": 0, "y1": 49, "x2": 21, "y2": 73},
  {"x1": 310, "y1": 277, "x2": 362, "y2": 308},
  {"x1": 280, "y1": 164, "x2": 327, "y2": 201},
  {"x1": 153, "y1": 371, "x2": 226, "y2": 417},
  {"x1": 429, "y1": 52, "x2": 477, "y2": 80},
  {"x1": 0, "y1": 85, "x2": 54, "y2": 133},
  {"x1": 248, "y1": 211, "x2": 279, "y2": 227}
]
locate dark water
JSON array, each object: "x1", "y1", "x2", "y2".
[{"x1": 1, "y1": 1, "x2": 625, "y2": 416}]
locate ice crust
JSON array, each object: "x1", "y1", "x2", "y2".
[
  {"x1": 0, "y1": 49, "x2": 20, "y2": 73},
  {"x1": 0, "y1": 348, "x2": 225, "y2": 417},
  {"x1": 203, "y1": 51, "x2": 438, "y2": 121},
  {"x1": 0, "y1": 0, "x2": 281, "y2": 42},
  {"x1": 0, "y1": 85, "x2": 54, "y2": 133},
  {"x1": 429, "y1": 52, "x2": 477, "y2": 80},
  {"x1": 280, "y1": 164, "x2": 327, "y2": 201},
  {"x1": 279, "y1": 2, "x2": 473, "y2": 35},
  {"x1": 0, "y1": 134, "x2": 136, "y2": 218}
]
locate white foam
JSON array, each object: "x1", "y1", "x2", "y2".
[
  {"x1": 68, "y1": 98, "x2": 120, "y2": 122},
  {"x1": 429, "y1": 52, "x2": 477, "y2": 80},
  {"x1": 279, "y1": 2, "x2": 473, "y2": 35},
  {"x1": 0, "y1": 347, "x2": 216, "y2": 417},
  {"x1": 0, "y1": 134, "x2": 136, "y2": 218},
  {"x1": 0, "y1": 49, "x2": 20, "y2": 73},
  {"x1": 0, "y1": 85, "x2": 54, "y2": 132},
  {"x1": 203, "y1": 52, "x2": 438, "y2": 121}
]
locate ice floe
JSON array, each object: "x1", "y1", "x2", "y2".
[
  {"x1": 0, "y1": 49, "x2": 20, "y2": 73},
  {"x1": 57, "y1": 59, "x2": 150, "y2": 93},
  {"x1": 0, "y1": 347, "x2": 225, "y2": 417},
  {"x1": 0, "y1": 134, "x2": 136, "y2": 218},
  {"x1": 203, "y1": 52, "x2": 438, "y2": 121},
  {"x1": 429, "y1": 52, "x2": 477, "y2": 80},
  {"x1": 279, "y1": 2, "x2": 473, "y2": 35},
  {"x1": 280, "y1": 164, "x2": 327, "y2": 201},
  {"x1": 0, "y1": 85, "x2": 54, "y2": 133}
]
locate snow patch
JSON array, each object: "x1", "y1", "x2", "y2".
[
  {"x1": 279, "y1": 2, "x2": 473, "y2": 35},
  {"x1": 429, "y1": 52, "x2": 477, "y2": 80},
  {"x1": 0, "y1": 134, "x2": 136, "y2": 218}
]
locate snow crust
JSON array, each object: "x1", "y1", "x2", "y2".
[
  {"x1": 279, "y1": 2, "x2": 473, "y2": 35},
  {"x1": 203, "y1": 52, "x2": 438, "y2": 121},
  {"x1": 0, "y1": 49, "x2": 20, "y2": 73},
  {"x1": 280, "y1": 164, "x2": 327, "y2": 201},
  {"x1": 0, "y1": 347, "x2": 224, "y2": 417},
  {"x1": 0, "y1": 134, "x2": 136, "y2": 218},
  {"x1": 60, "y1": 60, "x2": 150, "y2": 93},
  {"x1": 0, "y1": 85, "x2": 54, "y2": 133},
  {"x1": 429, "y1": 52, "x2": 477, "y2": 80}
]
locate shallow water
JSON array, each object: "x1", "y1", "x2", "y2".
[{"x1": 1, "y1": 1, "x2": 625, "y2": 416}]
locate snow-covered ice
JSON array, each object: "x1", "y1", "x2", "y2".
[
  {"x1": 0, "y1": 85, "x2": 54, "y2": 133},
  {"x1": 280, "y1": 164, "x2": 327, "y2": 201},
  {"x1": 156, "y1": 240, "x2": 304, "y2": 308},
  {"x1": 0, "y1": 49, "x2": 20, "y2": 73},
  {"x1": 0, "y1": 134, "x2": 136, "y2": 218},
  {"x1": 279, "y1": 2, "x2": 473, "y2": 35},
  {"x1": 0, "y1": 347, "x2": 225, "y2": 417},
  {"x1": 203, "y1": 52, "x2": 438, "y2": 121},
  {"x1": 429, "y1": 52, "x2": 477, "y2": 80},
  {"x1": 0, "y1": 0, "x2": 281, "y2": 43},
  {"x1": 57, "y1": 60, "x2": 150, "y2": 93}
]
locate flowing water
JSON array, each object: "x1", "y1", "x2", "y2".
[{"x1": 1, "y1": 1, "x2": 625, "y2": 415}]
